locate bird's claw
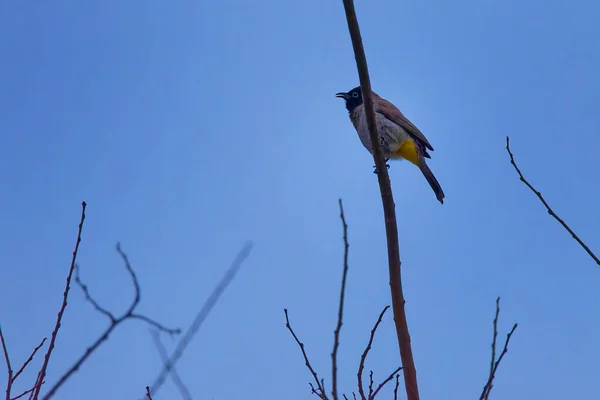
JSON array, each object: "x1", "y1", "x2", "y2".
[{"x1": 372, "y1": 163, "x2": 391, "y2": 174}]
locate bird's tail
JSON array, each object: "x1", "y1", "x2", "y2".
[{"x1": 418, "y1": 159, "x2": 445, "y2": 204}]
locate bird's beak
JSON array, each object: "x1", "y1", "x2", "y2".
[{"x1": 335, "y1": 92, "x2": 349, "y2": 100}]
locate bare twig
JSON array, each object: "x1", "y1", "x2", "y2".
[
  {"x1": 393, "y1": 374, "x2": 400, "y2": 400},
  {"x1": 145, "y1": 386, "x2": 152, "y2": 400},
  {"x1": 41, "y1": 242, "x2": 180, "y2": 400},
  {"x1": 357, "y1": 306, "x2": 390, "y2": 400},
  {"x1": 1, "y1": 325, "x2": 13, "y2": 400},
  {"x1": 368, "y1": 371, "x2": 373, "y2": 399},
  {"x1": 340, "y1": 3, "x2": 419, "y2": 400},
  {"x1": 147, "y1": 242, "x2": 253, "y2": 398},
  {"x1": 13, "y1": 338, "x2": 47, "y2": 383},
  {"x1": 33, "y1": 201, "x2": 87, "y2": 400},
  {"x1": 506, "y1": 136, "x2": 599, "y2": 265},
  {"x1": 370, "y1": 367, "x2": 402, "y2": 400},
  {"x1": 150, "y1": 330, "x2": 192, "y2": 400},
  {"x1": 331, "y1": 199, "x2": 350, "y2": 400},
  {"x1": 285, "y1": 309, "x2": 327, "y2": 399},
  {"x1": 479, "y1": 297, "x2": 518, "y2": 400}
]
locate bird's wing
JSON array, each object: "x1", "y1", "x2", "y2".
[{"x1": 374, "y1": 95, "x2": 435, "y2": 152}]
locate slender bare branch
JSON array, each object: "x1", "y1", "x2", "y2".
[
  {"x1": 393, "y1": 374, "x2": 400, "y2": 400},
  {"x1": 331, "y1": 199, "x2": 350, "y2": 400},
  {"x1": 145, "y1": 386, "x2": 153, "y2": 400},
  {"x1": 41, "y1": 243, "x2": 180, "y2": 400},
  {"x1": 506, "y1": 136, "x2": 599, "y2": 265},
  {"x1": 285, "y1": 309, "x2": 327, "y2": 399},
  {"x1": 1, "y1": 325, "x2": 13, "y2": 400},
  {"x1": 340, "y1": 3, "x2": 419, "y2": 399},
  {"x1": 370, "y1": 367, "x2": 402, "y2": 400},
  {"x1": 479, "y1": 297, "x2": 518, "y2": 400},
  {"x1": 150, "y1": 330, "x2": 192, "y2": 400},
  {"x1": 13, "y1": 338, "x2": 47, "y2": 383},
  {"x1": 147, "y1": 242, "x2": 253, "y2": 398},
  {"x1": 357, "y1": 306, "x2": 390, "y2": 400},
  {"x1": 33, "y1": 201, "x2": 87, "y2": 400}
]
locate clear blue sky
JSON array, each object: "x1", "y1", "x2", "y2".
[{"x1": 1, "y1": 0, "x2": 599, "y2": 399}]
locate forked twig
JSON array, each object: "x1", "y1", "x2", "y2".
[
  {"x1": 479, "y1": 297, "x2": 518, "y2": 400},
  {"x1": 42, "y1": 242, "x2": 180, "y2": 400},
  {"x1": 284, "y1": 309, "x2": 327, "y2": 400},
  {"x1": 357, "y1": 306, "x2": 390, "y2": 400},
  {"x1": 506, "y1": 136, "x2": 599, "y2": 265}
]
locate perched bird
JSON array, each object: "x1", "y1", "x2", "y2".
[{"x1": 336, "y1": 86, "x2": 445, "y2": 204}]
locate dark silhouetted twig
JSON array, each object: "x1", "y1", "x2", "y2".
[
  {"x1": 479, "y1": 297, "x2": 518, "y2": 400},
  {"x1": 357, "y1": 306, "x2": 390, "y2": 400},
  {"x1": 393, "y1": 374, "x2": 400, "y2": 400},
  {"x1": 340, "y1": 2, "x2": 419, "y2": 399},
  {"x1": 150, "y1": 330, "x2": 192, "y2": 400},
  {"x1": 332, "y1": 199, "x2": 350, "y2": 400},
  {"x1": 41, "y1": 242, "x2": 180, "y2": 400},
  {"x1": 506, "y1": 136, "x2": 599, "y2": 265},
  {"x1": 285, "y1": 309, "x2": 327, "y2": 400},
  {"x1": 13, "y1": 338, "x2": 46, "y2": 384},
  {"x1": 370, "y1": 367, "x2": 402, "y2": 400},
  {"x1": 145, "y1": 386, "x2": 152, "y2": 400},
  {"x1": 147, "y1": 242, "x2": 253, "y2": 398},
  {"x1": 1, "y1": 325, "x2": 13, "y2": 400},
  {"x1": 33, "y1": 201, "x2": 87, "y2": 400}
]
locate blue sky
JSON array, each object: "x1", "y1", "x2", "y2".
[{"x1": 1, "y1": 0, "x2": 599, "y2": 399}]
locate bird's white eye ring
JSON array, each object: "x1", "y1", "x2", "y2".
[{"x1": 352, "y1": 92, "x2": 359, "y2": 98}]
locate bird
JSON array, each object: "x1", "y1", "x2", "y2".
[{"x1": 336, "y1": 86, "x2": 445, "y2": 204}]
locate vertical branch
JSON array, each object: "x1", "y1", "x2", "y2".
[
  {"x1": 331, "y1": 199, "x2": 350, "y2": 400},
  {"x1": 33, "y1": 201, "x2": 87, "y2": 400},
  {"x1": 1, "y1": 325, "x2": 14, "y2": 400},
  {"x1": 340, "y1": 2, "x2": 419, "y2": 400}
]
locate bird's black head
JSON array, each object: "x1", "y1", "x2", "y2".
[{"x1": 335, "y1": 86, "x2": 363, "y2": 112}]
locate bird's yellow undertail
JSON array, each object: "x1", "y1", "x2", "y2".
[{"x1": 390, "y1": 139, "x2": 420, "y2": 167}]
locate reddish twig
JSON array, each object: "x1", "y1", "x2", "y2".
[
  {"x1": 145, "y1": 386, "x2": 152, "y2": 400},
  {"x1": 1, "y1": 325, "x2": 13, "y2": 400},
  {"x1": 479, "y1": 297, "x2": 518, "y2": 400},
  {"x1": 150, "y1": 330, "x2": 192, "y2": 400},
  {"x1": 41, "y1": 243, "x2": 180, "y2": 400},
  {"x1": 285, "y1": 309, "x2": 327, "y2": 399},
  {"x1": 32, "y1": 201, "x2": 87, "y2": 400},
  {"x1": 331, "y1": 199, "x2": 350, "y2": 400},
  {"x1": 147, "y1": 242, "x2": 253, "y2": 398},
  {"x1": 12, "y1": 338, "x2": 47, "y2": 383},
  {"x1": 506, "y1": 136, "x2": 599, "y2": 265},
  {"x1": 340, "y1": 2, "x2": 419, "y2": 400},
  {"x1": 357, "y1": 306, "x2": 390, "y2": 400}
]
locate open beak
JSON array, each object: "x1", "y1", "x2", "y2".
[{"x1": 335, "y1": 92, "x2": 349, "y2": 99}]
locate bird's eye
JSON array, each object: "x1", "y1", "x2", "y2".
[{"x1": 352, "y1": 92, "x2": 359, "y2": 98}]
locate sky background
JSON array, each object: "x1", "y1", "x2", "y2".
[{"x1": 1, "y1": 0, "x2": 599, "y2": 399}]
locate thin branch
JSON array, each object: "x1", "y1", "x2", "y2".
[
  {"x1": 145, "y1": 386, "x2": 153, "y2": 400},
  {"x1": 12, "y1": 383, "x2": 43, "y2": 400},
  {"x1": 147, "y1": 242, "x2": 253, "y2": 398},
  {"x1": 357, "y1": 306, "x2": 390, "y2": 400},
  {"x1": 489, "y1": 298, "x2": 500, "y2": 378},
  {"x1": 370, "y1": 367, "x2": 402, "y2": 400},
  {"x1": 1, "y1": 325, "x2": 14, "y2": 400},
  {"x1": 340, "y1": 3, "x2": 419, "y2": 400},
  {"x1": 331, "y1": 199, "x2": 350, "y2": 400},
  {"x1": 13, "y1": 338, "x2": 47, "y2": 383},
  {"x1": 479, "y1": 297, "x2": 518, "y2": 400},
  {"x1": 285, "y1": 309, "x2": 327, "y2": 400},
  {"x1": 393, "y1": 374, "x2": 400, "y2": 400},
  {"x1": 41, "y1": 243, "x2": 180, "y2": 400},
  {"x1": 368, "y1": 371, "x2": 373, "y2": 399},
  {"x1": 150, "y1": 330, "x2": 192, "y2": 400},
  {"x1": 33, "y1": 201, "x2": 87, "y2": 400},
  {"x1": 506, "y1": 136, "x2": 599, "y2": 265}
]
